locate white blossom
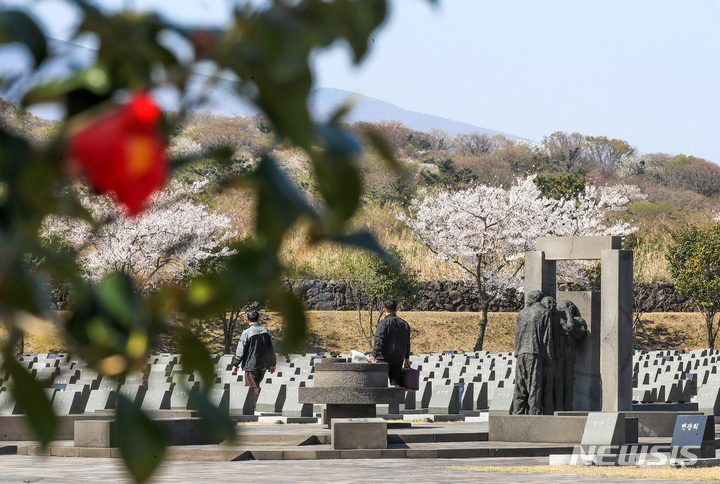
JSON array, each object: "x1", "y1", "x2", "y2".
[
  {"x1": 43, "y1": 180, "x2": 237, "y2": 290},
  {"x1": 514, "y1": 138, "x2": 551, "y2": 157},
  {"x1": 397, "y1": 176, "x2": 642, "y2": 299},
  {"x1": 169, "y1": 136, "x2": 202, "y2": 159},
  {"x1": 617, "y1": 153, "x2": 646, "y2": 178},
  {"x1": 272, "y1": 147, "x2": 311, "y2": 181}
]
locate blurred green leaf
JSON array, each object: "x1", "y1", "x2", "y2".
[
  {"x1": 253, "y1": 154, "x2": 317, "y2": 248},
  {"x1": 328, "y1": 102, "x2": 354, "y2": 125},
  {"x1": 75, "y1": 3, "x2": 182, "y2": 90},
  {"x1": 0, "y1": 0, "x2": 400, "y2": 479},
  {"x1": 22, "y1": 67, "x2": 112, "y2": 108},
  {"x1": 271, "y1": 289, "x2": 307, "y2": 355},
  {"x1": 97, "y1": 272, "x2": 144, "y2": 330},
  {"x1": 115, "y1": 394, "x2": 168, "y2": 483},
  {"x1": 65, "y1": 272, "x2": 155, "y2": 373},
  {"x1": 188, "y1": 386, "x2": 236, "y2": 443},
  {"x1": 0, "y1": 129, "x2": 56, "y2": 236},
  {"x1": 178, "y1": 331, "x2": 215, "y2": 392},
  {"x1": 3, "y1": 353, "x2": 57, "y2": 448},
  {"x1": 312, "y1": 124, "x2": 363, "y2": 227},
  {"x1": 0, "y1": 10, "x2": 48, "y2": 66},
  {"x1": 307, "y1": 0, "x2": 387, "y2": 63},
  {"x1": 327, "y1": 230, "x2": 389, "y2": 262},
  {"x1": 182, "y1": 244, "x2": 282, "y2": 317},
  {"x1": 362, "y1": 127, "x2": 402, "y2": 173},
  {"x1": 1, "y1": 261, "x2": 51, "y2": 316},
  {"x1": 218, "y1": 0, "x2": 386, "y2": 150}
]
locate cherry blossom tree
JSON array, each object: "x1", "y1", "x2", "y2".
[
  {"x1": 169, "y1": 136, "x2": 203, "y2": 160},
  {"x1": 397, "y1": 176, "x2": 643, "y2": 350},
  {"x1": 43, "y1": 180, "x2": 236, "y2": 290}
]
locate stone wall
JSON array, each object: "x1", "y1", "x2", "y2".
[
  {"x1": 283, "y1": 280, "x2": 695, "y2": 313},
  {"x1": 634, "y1": 282, "x2": 694, "y2": 313}
]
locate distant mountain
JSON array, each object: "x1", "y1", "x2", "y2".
[
  {"x1": 1, "y1": 38, "x2": 519, "y2": 139},
  {"x1": 310, "y1": 88, "x2": 518, "y2": 139}
]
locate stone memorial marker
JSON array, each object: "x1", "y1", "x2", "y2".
[
  {"x1": 695, "y1": 385, "x2": 720, "y2": 416},
  {"x1": 488, "y1": 387, "x2": 513, "y2": 416},
  {"x1": 207, "y1": 388, "x2": 229, "y2": 413},
  {"x1": 117, "y1": 384, "x2": 145, "y2": 407},
  {"x1": 45, "y1": 388, "x2": 58, "y2": 402},
  {"x1": 170, "y1": 387, "x2": 193, "y2": 410},
  {"x1": 171, "y1": 373, "x2": 192, "y2": 385},
  {"x1": 34, "y1": 366, "x2": 58, "y2": 381},
  {"x1": 401, "y1": 389, "x2": 416, "y2": 411},
  {"x1": 95, "y1": 376, "x2": 120, "y2": 391},
  {"x1": 256, "y1": 383, "x2": 286, "y2": 414},
  {"x1": 148, "y1": 371, "x2": 170, "y2": 384},
  {"x1": 0, "y1": 390, "x2": 17, "y2": 415},
  {"x1": 140, "y1": 389, "x2": 171, "y2": 411},
  {"x1": 281, "y1": 386, "x2": 313, "y2": 417},
  {"x1": 79, "y1": 368, "x2": 99, "y2": 381},
  {"x1": 52, "y1": 390, "x2": 85, "y2": 415},
  {"x1": 580, "y1": 412, "x2": 626, "y2": 454},
  {"x1": 216, "y1": 355, "x2": 233, "y2": 368},
  {"x1": 376, "y1": 402, "x2": 400, "y2": 415},
  {"x1": 671, "y1": 415, "x2": 716, "y2": 458},
  {"x1": 460, "y1": 382, "x2": 475, "y2": 410},
  {"x1": 53, "y1": 375, "x2": 76, "y2": 386},
  {"x1": 228, "y1": 384, "x2": 255, "y2": 415},
  {"x1": 427, "y1": 384, "x2": 459, "y2": 414},
  {"x1": 85, "y1": 390, "x2": 117, "y2": 413},
  {"x1": 473, "y1": 381, "x2": 489, "y2": 410}
]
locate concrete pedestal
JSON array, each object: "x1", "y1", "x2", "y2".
[
  {"x1": 298, "y1": 360, "x2": 405, "y2": 427},
  {"x1": 331, "y1": 418, "x2": 387, "y2": 450},
  {"x1": 325, "y1": 404, "x2": 376, "y2": 423}
]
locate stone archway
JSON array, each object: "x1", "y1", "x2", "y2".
[{"x1": 524, "y1": 236, "x2": 633, "y2": 411}]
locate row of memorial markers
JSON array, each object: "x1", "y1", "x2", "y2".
[{"x1": 0, "y1": 349, "x2": 719, "y2": 417}]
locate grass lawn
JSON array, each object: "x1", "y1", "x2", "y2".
[
  {"x1": 3, "y1": 310, "x2": 712, "y2": 355},
  {"x1": 438, "y1": 465, "x2": 720, "y2": 481}
]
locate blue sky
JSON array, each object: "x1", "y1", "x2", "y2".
[{"x1": 4, "y1": 0, "x2": 720, "y2": 163}]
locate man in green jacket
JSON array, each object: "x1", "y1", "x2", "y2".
[{"x1": 231, "y1": 310, "x2": 276, "y2": 411}]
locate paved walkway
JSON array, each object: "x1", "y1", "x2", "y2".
[{"x1": 0, "y1": 455, "x2": 708, "y2": 484}]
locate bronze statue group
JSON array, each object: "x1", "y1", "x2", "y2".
[{"x1": 511, "y1": 289, "x2": 588, "y2": 415}]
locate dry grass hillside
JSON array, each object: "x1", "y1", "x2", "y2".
[{"x1": 4, "y1": 310, "x2": 712, "y2": 356}]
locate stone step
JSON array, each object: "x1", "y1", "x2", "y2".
[
  {"x1": 166, "y1": 441, "x2": 578, "y2": 461},
  {"x1": 388, "y1": 431, "x2": 488, "y2": 444},
  {"x1": 17, "y1": 441, "x2": 578, "y2": 461}
]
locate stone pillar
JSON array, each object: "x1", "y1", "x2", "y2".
[
  {"x1": 600, "y1": 249, "x2": 634, "y2": 411},
  {"x1": 524, "y1": 251, "x2": 556, "y2": 303}
]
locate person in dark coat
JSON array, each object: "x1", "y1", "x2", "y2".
[
  {"x1": 511, "y1": 289, "x2": 552, "y2": 415},
  {"x1": 540, "y1": 296, "x2": 568, "y2": 414},
  {"x1": 231, "y1": 310, "x2": 276, "y2": 411},
  {"x1": 367, "y1": 299, "x2": 411, "y2": 386}
]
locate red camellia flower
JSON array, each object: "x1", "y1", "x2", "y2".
[{"x1": 68, "y1": 93, "x2": 168, "y2": 216}]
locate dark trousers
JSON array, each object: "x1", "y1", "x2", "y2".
[
  {"x1": 511, "y1": 353, "x2": 544, "y2": 415},
  {"x1": 245, "y1": 369, "x2": 266, "y2": 411},
  {"x1": 381, "y1": 358, "x2": 404, "y2": 386}
]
